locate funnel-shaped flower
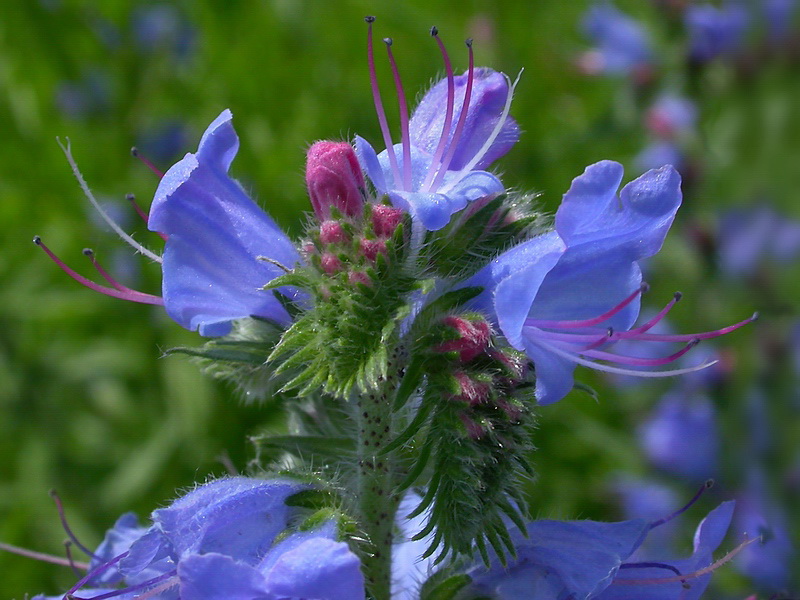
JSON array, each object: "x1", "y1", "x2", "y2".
[{"x1": 149, "y1": 109, "x2": 302, "y2": 336}]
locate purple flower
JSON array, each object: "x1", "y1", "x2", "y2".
[
  {"x1": 469, "y1": 160, "x2": 752, "y2": 405},
  {"x1": 355, "y1": 20, "x2": 519, "y2": 231},
  {"x1": 639, "y1": 390, "x2": 720, "y2": 482},
  {"x1": 634, "y1": 140, "x2": 684, "y2": 174},
  {"x1": 645, "y1": 95, "x2": 697, "y2": 139},
  {"x1": 579, "y1": 3, "x2": 653, "y2": 76},
  {"x1": 763, "y1": 0, "x2": 797, "y2": 40},
  {"x1": 131, "y1": 4, "x2": 196, "y2": 60},
  {"x1": 464, "y1": 500, "x2": 736, "y2": 600},
  {"x1": 612, "y1": 476, "x2": 681, "y2": 550},
  {"x1": 685, "y1": 3, "x2": 751, "y2": 62},
  {"x1": 34, "y1": 477, "x2": 365, "y2": 600},
  {"x1": 149, "y1": 109, "x2": 303, "y2": 336}
]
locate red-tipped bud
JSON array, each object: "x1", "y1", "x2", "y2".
[
  {"x1": 349, "y1": 271, "x2": 372, "y2": 287},
  {"x1": 458, "y1": 413, "x2": 485, "y2": 439},
  {"x1": 305, "y1": 141, "x2": 365, "y2": 220},
  {"x1": 359, "y1": 238, "x2": 387, "y2": 262},
  {"x1": 451, "y1": 371, "x2": 492, "y2": 406},
  {"x1": 320, "y1": 253, "x2": 343, "y2": 275},
  {"x1": 319, "y1": 220, "x2": 348, "y2": 245},
  {"x1": 371, "y1": 204, "x2": 404, "y2": 237},
  {"x1": 436, "y1": 315, "x2": 491, "y2": 362}
]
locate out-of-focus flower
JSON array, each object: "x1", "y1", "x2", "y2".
[
  {"x1": 635, "y1": 140, "x2": 684, "y2": 174},
  {"x1": 685, "y1": 3, "x2": 751, "y2": 62},
  {"x1": 579, "y1": 3, "x2": 653, "y2": 77},
  {"x1": 55, "y1": 69, "x2": 112, "y2": 120},
  {"x1": 34, "y1": 477, "x2": 365, "y2": 600},
  {"x1": 464, "y1": 500, "x2": 736, "y2": 600},
  {"x1": 469, "y1": 160, "x2": 753, "y2": 405},
  {"x1": 762, "y1": 0, "x2": 797, "y2": 40},
  {"x1": 131, "y1": 4, "x2": 196, "y2": 60},
  {"x1": 639, "y1": 390, "x2": 720, "y2": 482},
  {"x1": 612, "y1": 476, "x2": 681, "y2": 549},
  {"x1": 645, "y1": 95, "x2": 697, "y2": 139},
  {"x1": 135, "y1": 120, "x2": 191, "y2": 166},
  {"x1": 356, "y1": 20, "x2": 518, "y2": 232}
]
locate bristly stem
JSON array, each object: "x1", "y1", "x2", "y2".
[{"x1": 356, "y1": 360, "x2": 404, "y2": 599}]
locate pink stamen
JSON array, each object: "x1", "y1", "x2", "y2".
[
  {"x1": 384, "y1": 37, "x2": 412, "y2": 191},
  {"x1": 34, "y1": 237, "x2": 164, "y2": 306},
  {"x1": 526, "y1": 283, "x2": 648, "y2": 329},
  {"x1": 576, "y1": 328, "x2": 614, "y2": 351},
  {"x1": 64, "y1": 541, "x2": 84, "y2": 577},
  {"x1": 583, "y1": 338, "x2": 699, "y2": 367},
  {"x1": 365, "y1": 17, "x2": 401, "y2": 187},
  {"x1": 83, "y1": 249, "x2": 126, "y2": 292},
  {"x1": 49, "y1": 490, "x2": 100, "y2": 561},
  {"x1": 0, "y1": 541, "x2": 89, "y2": 570},
  {"x1": 421, "y1": 26, "x2": 456, "y2": 193},
  {"x1": 618, "y1": 292, "x2": 681, "y2": 337},
  {"x1": 127, "y1": 193, "x2": 168, "y2": 241},
  {"x1": 649, "y1": 480, "x2": 714, "y2": 530},
  {"x1": 64, "y1": 550, "x2": 129, "y2": 599},
  {"x1": 431, "y1": 38, "x2": 475, "y2": 191},
  {"x1": 130, "y1": 147, "x2": 164, "y2": 178},
  {"x1": 622, "y1": 313, "x2": 759, "y2": 343}
]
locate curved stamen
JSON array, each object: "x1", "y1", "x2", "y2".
[
  {"x1": 582, "y1": 338, "x2": 699, "y2": 367},
  {"x1": 34, "y1": 237, "x2": 164, "y2": 306},
  {"x1": 71, "y1": 569, "x2": 178, "y2": 600},
  {"x1": 620, "y1": 292, "x2": 681, "y2": 337},
  {"x1": 64, "y1": 541, "x2": 84, "y2": 577},
  {"x1": 64, "y1": 550, "x2": 129, "y2": 598},
  {"x1": 365, "y1": 17, "x2": 401, "y2": 187},
  {"x1": 0, "y1": 541, "x2": 89, "y2": 570},
  {"x1": 618, "y1": 313, "x2": 758, "y2": 343},
  {"x1": 126, "y1": 194, "x2": 168, "y2": 241},
  {"x1": 526, "y1": 283, "x2": 649, "y2": 329},
  {"x1": 50, "y1": 490, "x2": 101, "y2": 562},
  {"x1": 619, "y1": 561, "x2": 684, "y2": 579},
  {"x1": 57, "y1": 138, "x2": 162, "y2": 264},
  {"x1": 130, "y1": 147, "x2": 164, "y2": 178},
  {"x1": 384, "y1": 37, "x2": 412, "y2": 191},
  {"x1": 83, "y1": 249, "x2": 127, "y2": 292},
  {"x1": 420, "y1": 26, "x2": 456, "y2": 193},
  {"x1": 575, "y1": 328, "x2": 614, "y2": 351},
  {"x1": 649, "y1": 480, "x2": 714, "y2": 531},
  {"x1": 431, "y1": 38, "x2": 475, "y2": 192},
  {"x1": 530, "y1": 336, "x2": 718, "y2": 378}
]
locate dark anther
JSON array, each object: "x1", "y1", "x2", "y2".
[
  {"x1": 751, "y1": 311, "x2": 760, "y2": 321},
  {"x1": 130, "y1": 146, "x2": 139, "y2": 157},
  {"x1": 705, "y1": 479, "x2": 715, "y2": 489},
  {"x1": 125, "y1": 193, "x2": 136, "y2": 202},
  {"x1": 82, "y1": 248, "x2": 94, "y2": 256},
  {"x1": 365, "y1": 16, "x2": 376, "y2": 23},
  {"x1": 640, "y1": 281, "x2": 650, "y2": 293},
  {"x1": 673, "y1": 291, "x2": 683, "y2": 301},
  {"x1": 383, "y1": 37, "x2": 393, "y2": 46},
  {"x1": 33, "y1": 235, "x2": 42, "y2": 245},
  {"x1": 430, "y1": 26, "x2": 438, "y2": 37},
  {"x1": 465, "y1": 38, "x2": 473, "y2": 47}
]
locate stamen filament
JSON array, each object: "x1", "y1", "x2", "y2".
[
  {"x1": 64, "y1": 541, "x2": 84, "y2": 577},
  {"x1": 127, "y1": 193, "x2": 168, "y2": 241},
  {"x1": 421, "y1": 27, "x2": 456, "y2": 193},
  {"x1": 384, "y1": 37, "x2": 412, "y2": 191},
  {"x1": 64, "y1": 551, "x2": 128, "y2": 598},
  {"x1": 124, "y1": 576, "x2": 180, "y2": 600},
  {"x1": 57, "y1": 138, "x2": 163, "y2": 264},
  {"x1": 83, "y1": 249, "x2": 127, "y2": 292},
  {"x1": 582, "y1": 338, "x2": 699, "y2": 367},
  {"x1": 621, "y1": 291, "x2": 681, "y2": 336},
  {"x1": 34, "y1": 237, "x2": 164, "y2": 306},
  {"x1": 365, "y1": 17, "x2": 401, "y2": 187},
  {"x1": 71, "y1": 569, "x2": 177, "y2": 600},
  {"x1": 431, "y1": 38, "x2": 475, "y2": 191},
  {"x1": 649, "y1": 480, "x2": 714, "y2": 530},
  {"x1": 0, "y1": 541, "x2": 89, "y2": 570},
  {"x1": 618, "y1": 313, "x2": 758, "y2": 343},
  {"x1": 49, "y1": 490, "x2": 101, "y2": 561},
  {"x1": 526, "y1": 283, "x2": 648, "y2": 329},
  {"x1": 619, "y1": 561, "x2": 684, "y2": 578},
  {"x1": 130, "y1": 147, "x2": 164, "y2": 178}
]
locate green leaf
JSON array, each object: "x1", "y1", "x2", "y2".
[{"x1": 420, "y1": 573, "x2": 473, "y2": 600}]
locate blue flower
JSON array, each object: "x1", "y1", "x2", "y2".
[
  {"x1": 149, "y1": 109, "x2": 303, "y2": 336},
  {"x1": 34, "y1": 477, "x2": 365, "y2": 600},
  {"x1": 463, "y1": 500, "x2": 736, "y2": 599},
  {"x1": 579, "y1": 3, "x2": 653, "y2": 76},
  {"x1": 355, "y1": 21, "x2": 519, "y2": 231},
  {"x1": 685, "y1": 3, "x2": 751, "y2": 62}
]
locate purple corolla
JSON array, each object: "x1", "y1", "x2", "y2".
[
  {"x1": 469, "y1": 160, "x2": 754, "y2": 405},
  {"x1": 148, "y1": 109, "x2": 303, "y2": 336},
  {"x1": 579, "y1": 3, "x2": 653, "y2": 76},
  {"x1": 685, "y1": 3, "x2": 751, "y2": 62},
  {"x1": 465, "y1": 494, "x2": 737, "y2": 600},
  {"x1": 34, "y1": 477, "x2": 365, "y2": 600},
  {"x1": 355, "y1": 18, "x2": 519, "y2": 232}
]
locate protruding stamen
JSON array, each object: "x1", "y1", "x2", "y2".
[
  {"x1": 365, "y1": 17, "x2": 401, "y2": 187},
  {"x1": 64, "y1": 551, "x2": 129, "y2": 598},
  {"x1": 130, "y1": 147, "x2": 164, "y2": 178},
  {"x1": 57, "y1": 138, "x2": 162, "y2": 264},
  {"x1": 384, "y1": 37, "x2": 412, "y2": 191},
  {"x1": 629, "y1": 312, "x2": 758, "y2": 343},
  {"x1": 619, "y1": 561, "x2": 685, "y2": 579},
  {"x1": 71, "y1": 569, "x2": 178, "y2": 600},
  {"x1": 83, "y1": 248, "x2": 126, "y2": 292},
  {"x1": 421, "y1": 26, "x2": 456, "y2": 193},
  {"x1": 127, "y1": 193, "x2": 168, "y2": 241},
  {"x1": 431, "y1": 37, "x2": 475, "y2": 191},
  {"x1": 64, "y1": 540, "x2": 83, "y2": 576},
  {"x1": 0, "y1": 540, "x2": 89, "y2": 570},
  {"x1": 34, "y1": 236, "x2": 164, "y2": 306},
  {"x1": 584, "y1": 338, "x2": 700, "y2": 366},
  {"x1": 649, "y1": 480, "x2": 714, "y2": 530},
  {"x1": 526, "y1": 283, "x2": 648, "y2": 329},
  {"x1": 614, "y1": 292, "x2": 681, "y2": 338},
  {"x1": 49, "y1": 490, "x2": 101, "y2": 561}
]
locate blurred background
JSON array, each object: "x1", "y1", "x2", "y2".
[{"x1": 1, "y1": 0, "x2": 798, "y2": 597}]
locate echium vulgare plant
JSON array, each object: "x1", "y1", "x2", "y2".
[{"x1": 25, "y1": 16, "x2": 760, "y2": 600}]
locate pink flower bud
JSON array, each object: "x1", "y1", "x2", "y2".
[
  {"x1": 451, "y1": 371, "x2": 491, "y2": 406},
  {"x1": 359, "y1": 238, "x2": 387, "y2": 262},
  {"x1": 321, "y1": 253, "x2": 343, "y2": 275},
  {"x1": 305, "y1": 141, "x2": 365, "y2": 220},
  {"x1": 319, "y1": 220, "x2": 348, "y2": 245},
  {"x1": 436, "y1": 315, "x2": 491, "y2": 362},
  {"x1": 371, "y1": 204, "x2": 404, "y2": 237},
  {"x1": 348, "y1": 271, "x2": 372, "y2": 287}
]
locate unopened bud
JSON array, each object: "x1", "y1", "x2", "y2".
[
  {"x1": 320, "y1": 253, "x2": 343, "y2": 275},
  {"x1": 349, "y1": 271, "x2": 372, "y2": 287},
  {"x1": 451, "y1": 372, "x2": 491, "y2": 406},
  {"x1": 436, "y1": 315, "x2": 491, "y2": 362},
  {"x1": 371, "y1": 204, "x2": 404, "y2": 237},
  {"x1": 319, "y1": 220, "x2": 348, "y2": 245},
  {"x1": 306, "y1": 141, "x2": 365, "y2": 220},
  {"x1": 359, "y1": 238, "x2": 387, "y2": 262}
]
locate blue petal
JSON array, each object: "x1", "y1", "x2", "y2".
[
  {"x1": 522, "y1": 340, "x2": 580, "y2": 406},
  {"x1": 178, "y1": 553, "x2": 273, "y2": 600},
  {"x1": 149, "y1": 110, "x2": 301, "y2": 336},
  {"x1": 90, "y1": 513, "x2": 149, "y2": 584},
  {"x1": 260, "y1": 529, "x2": 365, "y2": 600},
  {"x1": 467, "y1": 518, "x2": 649, "y2": 599},
  {"x1": 409, "y1": 68, "x2": 519, "y2": 170},
  {"x1": 354, "y1": 135, "x2": 387, "y2": 193},
  {"x1": 392, "y1": 494, "x2": 437, "y2": 600}
]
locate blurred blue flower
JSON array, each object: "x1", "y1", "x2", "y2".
[
  {"x1": 464, "y1": 500, "x2": 736, "y2": 599},
  {"x1": 645, "y1": 95, "x2": 697, "y2": 139},
  {"x1": 612, "y1": 476, "x2": 680, "y2": 549},
  {"x1": 55, "y1": 69, "x2": 112, "y2": 120},
  {"x1": 685, "y1": 2, "x2": 751, "y2": 61},
  {"x1": 148, "y1": 109, "x2": 303, "y2": 336},
  {"x1": 635, "y1": 140, "x2": 684, "y2": 174},
  {"x1": 639, "y1": 390, "x2": 720, "y2": 482},
  {"x1": 762, "y1": 0, "x2": 797, "y2": 40},
  {"x1": 580, "y1": 2, "x2": 653, "y2": 76},
  {"x1": 356, "y1": 23, "x2": 518, "y2": 231},
  {"x1": 34, "y1": 477, "x2": 365, "y2": 600},
  {"x1": 135, "y1": 120, "x2": 191, "y2": 166},
  {"x1": 132, "y1": 4, "x2": 196, "y2": 60}
]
